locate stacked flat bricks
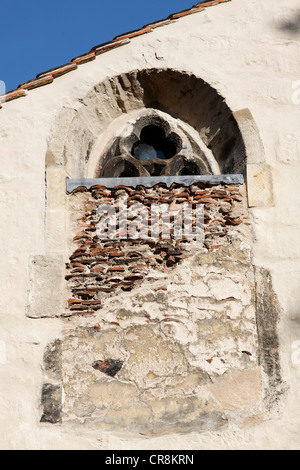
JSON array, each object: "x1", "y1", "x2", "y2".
[{"x1": 66, "y1": 182, "x2": 249, "y2": 316}]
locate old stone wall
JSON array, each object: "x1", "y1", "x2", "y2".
[{"x1": 38, "y1": 181, "x2": 282, "y2": 433}]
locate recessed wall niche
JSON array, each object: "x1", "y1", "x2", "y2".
[{"x1": 38, "y1": 68, "x2": 283, "y2": 432}]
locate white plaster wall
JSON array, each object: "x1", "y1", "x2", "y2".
[{"x1": 0, "y1": 0, "x2": 300, "y2": 449}]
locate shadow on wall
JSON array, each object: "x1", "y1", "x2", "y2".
[{"x1": 276, "y1": 11, "x2": 300, "y2": 35}]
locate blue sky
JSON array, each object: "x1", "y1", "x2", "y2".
[{"x1": 0, "y1": 0, "x2": 201, "y2": 93}]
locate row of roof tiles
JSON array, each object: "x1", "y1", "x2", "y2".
[{"x1": 0, "y1": 0, "x2": 230, "y2": 108}]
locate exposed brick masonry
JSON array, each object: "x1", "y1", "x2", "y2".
[{"x1": 65, "y1": 182, "x2": 248, "y2": 316}]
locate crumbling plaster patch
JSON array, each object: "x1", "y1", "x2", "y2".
[{"x1": 38, "y1": 180, "x2": 285, "y2": 433}]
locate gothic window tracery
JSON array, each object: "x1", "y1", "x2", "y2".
[{"x1": 96, "y1": 109, "x2": 219, "y2": 179}]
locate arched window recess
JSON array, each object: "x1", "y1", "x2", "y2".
[{"x1": 66, "y1": 108, "x2": 244, "y2": 193}]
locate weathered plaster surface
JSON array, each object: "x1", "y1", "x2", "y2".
[
  {"x1": 40, "y1": 181, "x2": 269, "y2": 435},
  {"x1": 0, "y1": 0, "x2": 300, "y2": 449}
]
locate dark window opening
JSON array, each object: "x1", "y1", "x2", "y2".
[
  {"x1": 142, "y1": 160, "x2": 165, "y2": 176},
  {"x1": 179, "y1": 161, "x2": 201, "y2": 176},
  {"x1": 119, "y1": 161, "x2": 140, "y2": 178},
  {"x1": 133, "y1": 143, "x2": 159, "y2": 161},
  {"x1": 132, "y1": 125, "x2": 177, "y2": 161}
]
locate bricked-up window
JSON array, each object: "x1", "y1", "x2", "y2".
[
  {"x1": 44, "y1": 70, "x2": 285, "y2": 432},
  {"x1": 96, "y1": 109, "x2": 216, "y2": 178}
]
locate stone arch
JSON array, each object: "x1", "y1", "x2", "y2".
[{"x1": 46, "y1": 68, "x2": 248, "y2": 179}]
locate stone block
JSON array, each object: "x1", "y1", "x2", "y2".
[
  {"x1": 40, "y1": 384, "x2": 62, "y2": 424},
  {"x1": 247, "y1": 163, "x2": 274, "y2": 207},
  {"x1": 46, "y1": 167, "x2": 67, "y2": 210},
  {"x1": 233, "y1": 108, "x2": 265, "y2": 165},
  {"x1": 89, "y1": 381, "x2": 139, "y2": 409},
  {"x1": 208, "y1": 367, "x2": 262, "y2": 412},
  {"x1": 26, "y1": 255, "x2": 64, "y2": 318}
]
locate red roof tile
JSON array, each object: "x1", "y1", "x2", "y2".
[
  {"x1": 113, "y1": 27, "x2": 154, "y2": 42},
  {"x1": 71, "y1": 52, "x2": 96, "y2": 65},
  {"x1": 18, "y1": 75, "x2": 54, "y2": 90},
  {"x1": 0, "y1": 0, "x2": 230, "y2": 107},
  {"x1": 171, "y1": 5, "x2": 205, "y2": 19},
  {"x1": 36, "y1": 62, "x2": 78, "y2": 79},
  {"x1": 91, "y1": 38, "x2": 131, "y2": 56},
  {"x1": 0, "y1": 89, "x2": 27, "y2": 104}
]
